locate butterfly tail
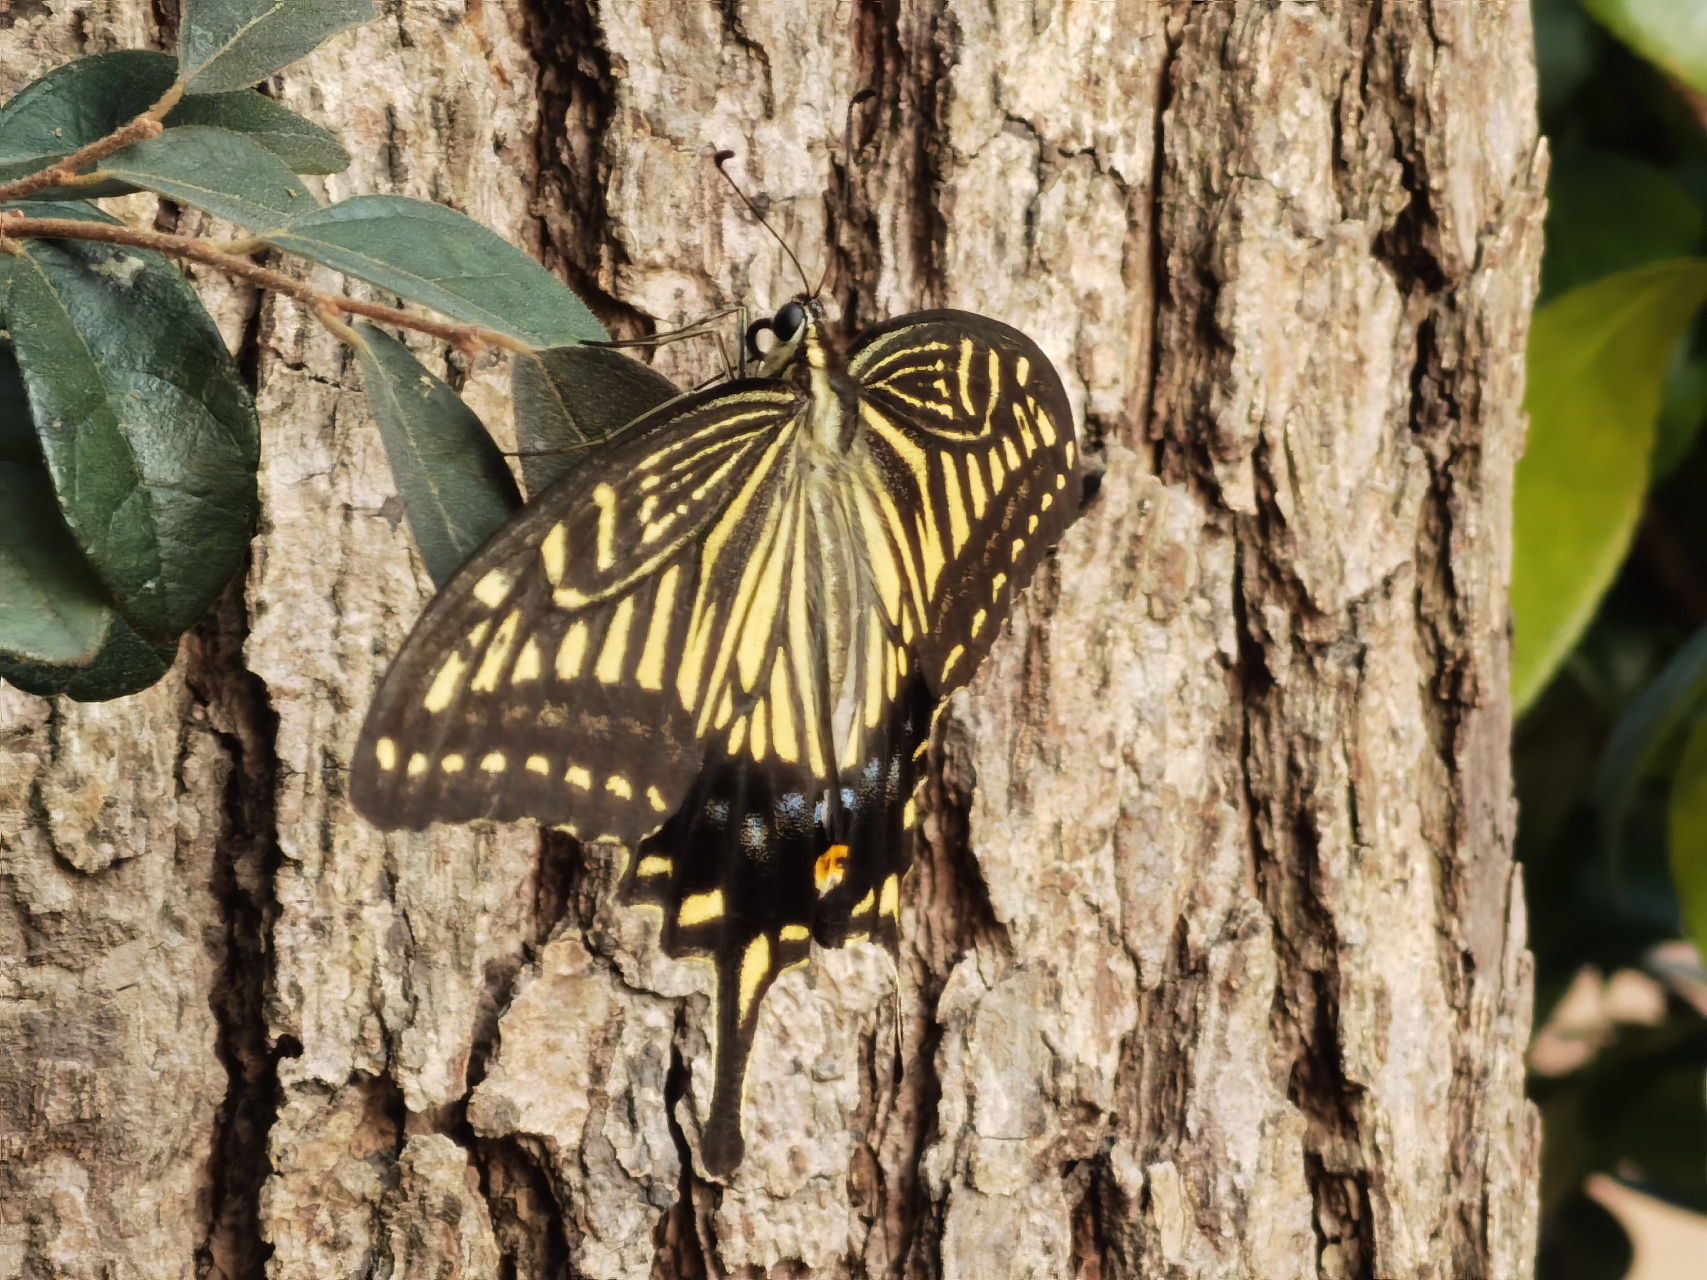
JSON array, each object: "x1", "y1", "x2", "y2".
[{"x1": 626, "y1": 751, "x2": 819, "y2": 1176}]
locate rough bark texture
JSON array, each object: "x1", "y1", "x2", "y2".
[{"x1": 0, "y1": 2, "x2": 1544, "y2": 1277}]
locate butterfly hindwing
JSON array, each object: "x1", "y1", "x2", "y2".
[{"x1": 620, "y1": 658, "x2": 933, "y2": 1174}]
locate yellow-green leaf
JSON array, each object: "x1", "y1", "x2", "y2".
[
  {"x1": 1668, "y1": 713, "x2": 1707, "y2": 954},
  {"x1": 1585, "y1": 0, "x2": 1707, "y2": 97},
  {"x1": 1513, "y1": 260, "x2": 1707, "y2": 713}
]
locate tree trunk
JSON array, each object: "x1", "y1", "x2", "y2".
[{"x1": 0, "y1": 2, "x2": 1545, "y2": 1277}]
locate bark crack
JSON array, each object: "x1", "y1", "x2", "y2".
[
  {"x1": 520, "y1": 0, "x2": 651, "y2": 340},
  {"x1": 185, "y1": 580, "x2": 288, "y2": 1280},
  {"x1": 1233, "y1": 550, "x2": 1376, "y2": 1280},
  {"x1": 656, "y1": 1016, "x2": 718, "y2": 1279},
  {"x1": 459, "y1": 827, "x2": 600, "y2": 1270},
  {"x1": 713, "y1": 0, "x2": 774, "y2": 117},
  {"x1": 1367, "y1": 14, "x2": 1512, "y2": 1269},
  {"x1": 875, "y1": 0, "x2": 949, "y2": 312}
]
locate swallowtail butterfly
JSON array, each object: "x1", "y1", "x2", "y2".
[{"x1": 351, "y1": 299, "x2": 1081, "y2": 1173}]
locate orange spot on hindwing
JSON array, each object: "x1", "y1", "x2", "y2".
[{"x1": 815, "y1": 844, "x2": 849, "y2": 894}]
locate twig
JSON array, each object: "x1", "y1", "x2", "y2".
[
  {"x1": 0, "y1": 213, "x2": 530, "y2": 355},
  {"x1": 0, "y1": 82, "x2": 185, "y2": 204}
]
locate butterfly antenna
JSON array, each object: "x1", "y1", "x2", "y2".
[
  {"x1": 819, "y1": 87, "x2": 878, "y2": 299},
  {"x1": 715, "y1": 149, "x2": 814, "y2": 301}
]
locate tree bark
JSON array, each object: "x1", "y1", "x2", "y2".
[{"x1": 0, "y1": 2, "x2": 1544, "y2": 1277}]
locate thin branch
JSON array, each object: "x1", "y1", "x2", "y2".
[
  {"x1": 0, "y1": 82, "x2": 185, "y2": 204},
  {"x1": 0, "y1": 213, "x2": 531, "y2": 355}
]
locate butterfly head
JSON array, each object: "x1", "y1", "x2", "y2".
[{"x1": 746, "y1": 297, "x2": 833, "y2": 377}]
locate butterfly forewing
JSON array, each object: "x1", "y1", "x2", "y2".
[
  {"x1": 845, "y1": 311, "x2": 1081, "y2": 696},
  {"x1": 351, "y1": 381, "x2": 806, "y2": 841}
]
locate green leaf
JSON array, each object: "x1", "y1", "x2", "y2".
[
  {"x1": 1534, "y1": 0, "x2": 1607, "y2": 116},
  {"x1": 0, "y1": 51, "x2": 348, "y2": 199},
  {"x1": 1512, "y1": 261, "x2": 1707, "y2": 713},
  {"x1": 1540, "y1": 149, "x2": 1703, "y2": 304},
  {"x1": 97, "y1": 125, "x2": 317, "y2": 231},
  {"x1": 511, "y1": 345, "x2": 679, "y2": 494},
  {"x1": 179, "y1": 0, "x2": 378, "y2": 95},
  {"x1": 0, "y1": 338, "x2": 43, "y2": 466},
  {"x1": 1668, "y1": 713, "x2": 1707, "y2": 955},
  {"x1": 269, "y1": 196, "x2": 606, "y2": 348},
  {"x1": 1597, "y1": 623, "x2": 1707, "y2": 866},
  {"x1": 1654, "y1": 337, "x2": 1707, "y2": 479},
  {"x1": 0, "y1": 51, "x2": 177, "y2": 195},
  {"x1": 353, "y1": 323, "x2": 521, "y2": 588},
  {"x1": 165, "y1": 89, "x2": 349, "y2": 175},
  {"x1": 4, "y1": 203, "x2": 260, "y2": 640},
  {"x1": 1585, "y1": 0, "x2": 1707, "y2": 98},
  {"x1": 0, "y1": 616, "x2": 178, "y2": 702},
  {"x1": 0, "y1": 342, "x2": 116, "y2": 667},
  {"x1": 0, "y1": 461, "x2": 116, "y2": 666}
]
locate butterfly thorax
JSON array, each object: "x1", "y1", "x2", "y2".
[{"x1": 783, "y1": 311, "x2": 860, "y2": 455}]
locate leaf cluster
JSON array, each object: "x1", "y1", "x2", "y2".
[
  {"x1": 0, "y1": 0, "x2": 667, "y2": 699},
  {"x1": 1521, "y1": 0, "x2": 1707, "y2": 1272}
]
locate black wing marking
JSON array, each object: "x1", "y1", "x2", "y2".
[
  {"x1": 621, "y1": 662, "x2": 933, "y2": 1175},
  {"x1": 351, "y1": 380, "x2": 806, "y2": 841},
  {"x1": 846, "y1": 310, "x2": 1082, "y2": 696}
]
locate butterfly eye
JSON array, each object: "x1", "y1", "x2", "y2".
[
  {"x1": 745, "y1": 317, "x2": 775, "y2": 362},
  {"x1": 773, "y1": 300, "x2": 807, "y2": 342}
]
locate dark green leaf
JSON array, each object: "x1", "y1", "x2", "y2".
[
  {"x1": 353, "y1": 323, "x2": 521, "y2": 588},
  {"x1": 0, "y1": 51, "x2": 176, "y2": 195},
  {"x1": 1597, "y1": 623, "x2": 1707, "y2": 865},
  {"x1": 4, "y1": 203, "x2": 260, "y2": 639},
  {"x1": 0, "y1": 51, "x2": 347, "y2": 201},
  {"x1": 269, "y1": 196, "x2": 605, "y2": 348},
  {"x1": 1585, "y1": 0, "x2": 1707, "y2": 97},
  {"x1": 511, "y1": 345, "x2": 679, "y2": 494},
  {"x1": 1512, "y1": 261, "x2": 1707, "y2": 712},
  {"x1": 1537, "y1": 1192, "x2": 1631, "y2": 1280},
  {"x1": 0, "y1": 461, "x2": 115, "y2": 666},
  {"x1": 0, "y1": 339, "x2": 42, "y2": 465},
  {"x1": 1669, "y1": 713, "x2": 1707, "y2": 955},
  {"x1": 1534, "y1": 0, "x2": 1607, "y2": 116},
  {"x1": 0, "y1": 615, "x2": 178, "y2": 702},
  {"x1": 1, "y1": 197, "x2": 117, "y2": 224},
  {"x1": 165, "y1": 90, "x2": 349, "y2": 175},
  {"x1": 1580, "y1": 1047, "x2": 1707, "y2": 1203},
  {"x1": 180, "y1": 0, "x2": 378, "y2": 94},
  {"x1": 1654, "y1": 338, "x2": 1707, "y2": 479},
  {"x1": 1534, "y1": 1019, "x2": 1707, "y2": 1222},
  {"x1": 98, "y1": 125, "x2": 316, "y2": 231},
  {"x1": 1540, "y1": 149, "x2": 1702, "y2": 304}
]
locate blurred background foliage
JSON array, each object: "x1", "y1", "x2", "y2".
[{"x1": 1522, "y1": 1, "x2": 1707, "y2": 1275}]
